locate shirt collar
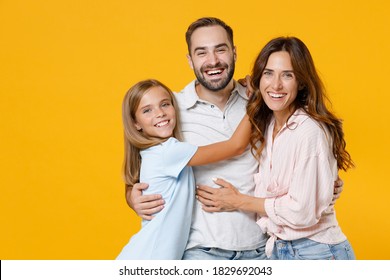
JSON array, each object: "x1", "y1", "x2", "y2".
[
  {"x1": 180, "y1": 79, "x2": 247, "y2": 109},
  {"x1": 270, "y1": 108, "x2": 310, "y2": 134}
]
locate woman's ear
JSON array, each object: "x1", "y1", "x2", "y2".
[{"x1": 298, "y1": 83, "x2": 305, "y2": 90}]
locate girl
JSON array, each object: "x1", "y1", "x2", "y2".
[
  {"x1": 116, "y1": 79, "x2": 250, "y2": 259},
  {"x1": 197, "y1": 37, "x2": 355, "y2": 260}
]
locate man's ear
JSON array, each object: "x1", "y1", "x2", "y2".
[
  {"x1": 187, "y1": 54, "x2": 194, "y2": 69},
  {"x1": 233, "y1": 46, "x2": 237, "y2": 62}
]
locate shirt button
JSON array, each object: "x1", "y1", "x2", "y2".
[{"x1": 211, "y1": 105, "x2": 214, "y2": 108}]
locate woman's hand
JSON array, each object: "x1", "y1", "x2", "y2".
[{"x1": 196, "y1": 178, "x2": 242, "y2": 212}]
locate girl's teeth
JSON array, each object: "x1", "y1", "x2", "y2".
[{"x1": 155, "y1": 121, "x2": 168, "y2": 127}]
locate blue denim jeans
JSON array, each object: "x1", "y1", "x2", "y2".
[
  {"x1": 270, "y1": 238, "x2": 355, "y2": 260},
  {"x1": 182, "y1": 244, "x2": 267, "y2": 260}
]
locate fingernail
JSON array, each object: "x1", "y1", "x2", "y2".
[{"x1": 212, "y1": 177, "x2": 217, "y2": 182}]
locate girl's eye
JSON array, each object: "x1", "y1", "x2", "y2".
[
  {"x1": 142, "y1": 108, "x2": 151, "y2": 114},
  {"x1": 161, "y1": 102, "x2": 171, "y2": 107}
]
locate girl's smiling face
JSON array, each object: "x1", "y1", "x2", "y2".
[{"x1": 134, "y1": 86, "x2": 176, "y2": 139}]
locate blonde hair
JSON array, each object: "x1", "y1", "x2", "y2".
[{"x1": 122, "y1": 79, "x2": 182, "y2": 187}]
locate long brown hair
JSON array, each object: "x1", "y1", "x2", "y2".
[
  {"x1": 122, "y1": 79, "x2": 182, "y2": 187},
  {"x1": 247, "y1": 37, "x2": 354, "y2": 171}
]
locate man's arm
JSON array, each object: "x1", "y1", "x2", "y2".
[
  {"x1": 331, "y1": 177, "x2": 344, "y2": 205},
  {"x1": 126, "y1": 183, "x2": 165, "y2": 220}
]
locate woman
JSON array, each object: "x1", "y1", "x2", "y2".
[{"x1": 197, "y1": 37, "x2": 355, "y2": 260}]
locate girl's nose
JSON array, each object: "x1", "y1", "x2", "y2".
[{"x1": 155, "y1": 108, "x2": 166, "y2": 118}]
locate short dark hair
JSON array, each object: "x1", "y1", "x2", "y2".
[{"x1": 185, "y1": 17, "x2": 234, "y2": 54}]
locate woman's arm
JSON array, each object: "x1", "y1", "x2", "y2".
[
  {"x1": 266, "y1": 153, "x2": 335, "y2": 229},
  {"x1": 196, "y1": 178, "x2": 266, "y2": 216},
  {"x1": 188, "y1": 115, "x2": 251, "y2": 166}
]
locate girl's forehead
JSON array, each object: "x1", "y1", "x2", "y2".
[
  {"x1": 138, "y1": 86, "x2": 172, "y2": 106},
  {"x1": 144, "y1": 86, "x2": 170, "y2": 97}
]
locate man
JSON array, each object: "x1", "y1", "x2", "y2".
[
  {"x1": 126, "y1": 17, "x2": 342, "y2": 260},
  {"x1": 127, "y1": 17, "x2": 267, "y2": 260}
]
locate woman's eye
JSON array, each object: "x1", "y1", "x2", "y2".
[
  {"x1": 263, "y1": 71, "x2": 272, "y2": 76},
  {"x1": 283, "y1": 72, "x2": 294, "y2": 79}
]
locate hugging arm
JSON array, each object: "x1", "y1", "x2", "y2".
[
  {"x1": 196, "y1": 177, "x2": 342, "y2": 216},
  {"x1": 196, "y1": 178, "x2": 266, "y2": 215},
  {"x1": 126, "y1": 114, "x2": 253, "y2": 218},
  {"x1": 126, "y1": 183, "x2": 165, "y2": 220},
  {"x1": 188, "y1": 115, "x2": 251, "y2": 166}
]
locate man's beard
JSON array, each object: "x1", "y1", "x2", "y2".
[{"x1": 194, "y1": 61, "x2": 235, "y2": 92}]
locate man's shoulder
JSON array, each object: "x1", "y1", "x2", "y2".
[
  {"x1": 175, "y1": 80, "x2": 196, "y2": 95},
  {"x1": 174, "y1": 80, "x2": 197, "y2": 108},
  {"x1": 233, "y1": 81, "x2": 249, "y2": 100}
]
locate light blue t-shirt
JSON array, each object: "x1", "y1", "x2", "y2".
[{"x1": 116, "y1": 137, "x2": 197, "y2": 259}]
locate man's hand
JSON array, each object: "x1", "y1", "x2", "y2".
[
  {"x1": 196, "y1": 178, "x2": 241, "y2": 212},
  {"x1": 126, "y1": 183, "x2": 165, "y2": 220},
  {"x1": 331, "y1": 177, "x2": 344, "y2": 205}
]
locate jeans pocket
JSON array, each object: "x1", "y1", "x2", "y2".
[
  {"x1": 295, "y1": 241, "x2": 334, "y2": 260},
  {"x1": 329, "y1": 240, "x2": 356, "y2": 260}
]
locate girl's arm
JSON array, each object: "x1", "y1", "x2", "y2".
[{"x1": 188, "y1": 114, "x2": 251, "y2": 166}]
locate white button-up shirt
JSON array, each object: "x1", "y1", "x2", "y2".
[{"x1": 175, "y1": 80, "x2": 267, "y2": 251}]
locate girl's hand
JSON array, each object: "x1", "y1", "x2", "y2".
[
  {"x1": 237, "y1": 75, "x2": 254, "y2": 98},
  {"x1": 196, "y1": 178, "x2": 241, "y2": 212},
  {"x1": 126, "y1": 183, "x2": 165, "y2": 220}
]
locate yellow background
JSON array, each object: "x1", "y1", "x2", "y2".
[{"x1": 1, "y1": 0, "x2": 389, "y2": 260}]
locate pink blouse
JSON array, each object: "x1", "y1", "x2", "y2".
[{"x1": 254, "y1": 109, "x2": 347, "y2": 257}]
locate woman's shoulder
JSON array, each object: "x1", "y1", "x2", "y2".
[{"x1": 293, "y1": 109, "x2": 325, "y2": 133}]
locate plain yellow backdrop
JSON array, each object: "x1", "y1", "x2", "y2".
[{"x1": 1, "y1": 0, "x2": 389, "y2": 260}]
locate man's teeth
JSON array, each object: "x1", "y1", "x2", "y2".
[
  {"x1": 155, "y1": 120, "x2": 168, "y2": 127},
  {"x1": 206, "y1": 70, "x2": 222, "y2": 75},
  {"x1": 269, "y1": 93, "x2": 286, "y2": 98}
]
